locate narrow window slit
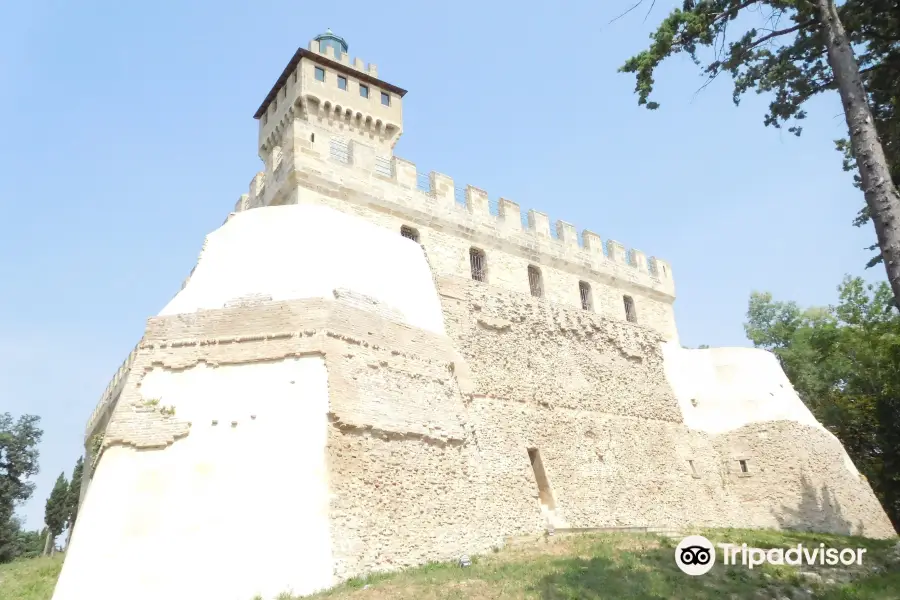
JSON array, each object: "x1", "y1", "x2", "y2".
[
  {"x1": 579, "y1": 281, "x2": 593, "y2": 311},
  {"x1": 527, "y1": 448, "x2": 556, "y2": 511},
  {"x1": 623, "y1": 295, "x2": 637, "y2": 323},
  {"x1": 528, "y1": 265, "x2": 543, "y2": 298},
  {"x1": 470, "y1": 248, "x2": 486, "y2": 282}
]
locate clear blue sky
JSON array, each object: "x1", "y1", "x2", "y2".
[{"x1": 0, "y1": 1, "x2": 880, "y2": 530}]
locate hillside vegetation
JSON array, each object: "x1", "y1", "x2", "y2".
[
  {"x1": 4, "y1": 529, "x2": 898, "y2": 600},
  {"x1": 0, "y1": 555, "x2": 64, "y2": 600}
]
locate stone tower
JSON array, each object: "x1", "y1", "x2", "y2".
[
  {"x1": 53, "y1": 31, "x2": 895, "y2": 600},
  {"x1": 255, "y1": 28, "x2": 407, "y2": 207}
]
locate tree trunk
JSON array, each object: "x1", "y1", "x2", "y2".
[
  {"x1": 817, "y1": 0, "x2": 900, "y2": 307},
  {"x1": 42, "y1": 530, "x2": 52, "y2": 557},
  {"x1": 64, "y1": 520, "x2": 73, "y2": 551}
]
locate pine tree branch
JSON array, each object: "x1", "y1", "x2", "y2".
[{"x1": 745, "y1": 20, "x2": 816, "y2": 53}]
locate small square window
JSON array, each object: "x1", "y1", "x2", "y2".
[
  {"x1": 315, "y1": 67, "x2": 325, "y2": 82},
  {"x1": 381, "y1": 91, "x2": 390, "y2": 106},
  {"x1": 360, "y1": 84, "x2": 369, "y2": 98},
  {"x1": 400, "y1": 225, "x2": 420, "y2": 243},
  {"x1": 338, "y1": 75, "x2": 347, "y2": 90}
]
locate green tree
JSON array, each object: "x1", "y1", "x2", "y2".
[
  {"x1": 744, "y1": 277, "x2": 900, "y2": 528},
  {"x1": 0, "y1": 412, "x2": 43, "y2": 563},
  {"x1": 43, "y1": 472, "x2": 69, "y2": 556},
  {"x1": 64, "y1": 456, "x2": 83, "y2": 549},
  {"x1": 16, "y1": 525, "x2": 46, "y2": 559},
  {"x1": 621, "y1": 0, "x2": 900, "y2": 304}
]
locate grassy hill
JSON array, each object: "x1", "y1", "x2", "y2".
[
  {"x1": 0, "y1": 555, "x2": 64, "y2": 600},
  {"x1": 3, "y1": 529, "x2": 898, "y2": 600}
]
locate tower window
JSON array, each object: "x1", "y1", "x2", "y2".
[
  {"x1": 360, "y1": 84, "x2": 369, "y2": 98},
  {"x1": 338, "y1": 75, "x2": 347, "y2": 90},
  {"x1": 579, "y1": 281, "x2": 593, "y2": 311},
  {"x1": 315, "y1": 67, "x2": 325, "y2": 82},
  {"x1": 400, "y1": 226, "x2": 420, "y2": 243},
  {"x1": 381, "y1": 91, "x2": 391, "y2": 106},
  {"x1": 528, "y1": 266, "x2": 543, "y2": 298},
  {"x1": 623, "y1": 295, "x2": 637, "y2": 323},
  {"x1": 330, "y1": 137, "x2": 351, "y2": 164},
  {"x1": 469, "y1": 248, "x2": 486, "y2": 282},
  {"x1": 310, "y1": 133, "x2": 315, "y2": 143},
  {"x1": 293, "y1": 70, "x2": 298, "y2": 83},
  {"x1": 739, "y1": 460, "x2": 749, "y2": 473}
]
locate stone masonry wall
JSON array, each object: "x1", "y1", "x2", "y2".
[
  {"x1": 83, "y1": 274, "x2": 895, "y2": 599},
  {"x1": 711, "y1": 421, "x2": 895, "y2": 538},
  {"x1": 230, "y1": 126, "x2": 680, "y2": 342},
  {"x1": 93, "y1": 295, "x2": 508, "y2": 584},
  {"x1": 436, "y1": 276, "x2": 896, "y2": 538},
  {"x1": 437, "y1": 275, "x2": 734, "y2": 530},
  {"x1": 269, "y1": 165, "x2": 678, "y2": 342}
]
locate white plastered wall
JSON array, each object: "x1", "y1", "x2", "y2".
[
  {"x1": 57, "y1": 204, "x2": 453, "y2": 600},
  {"x1": 162, "y1": 204, "x2": 446, "y2": 336},
  {"x1": 54, "y1": 358, "x2": 333, "y2": 600},
  {"x1": 661, "y1": 344, "x2": 859, "y2": 477}
]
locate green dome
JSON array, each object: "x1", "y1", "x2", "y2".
[{"x1": 314, "y1": 28, "x2": 348, "y2": 58}]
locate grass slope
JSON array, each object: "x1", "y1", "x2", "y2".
[
  {"x1": 303, "y1": 529, "x2": 900, "y2": 600},
  {"x1": 0, "y1": 555, "x2": 64, "y2": 600},
  {"x1": 2, "y1": 530, "x2": 898, "y2": 600}
]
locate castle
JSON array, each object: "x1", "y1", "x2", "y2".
[{"x1": 53, "y1": 30, "x2": 895, "y2": 600}]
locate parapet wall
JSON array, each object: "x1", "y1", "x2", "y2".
[
  {"x1": 437, "y1": 275, "x2": 896, "y2": 538},
  {"x1": 231, "y1": 126, "x2": 678, "y2": 340},
  {"x1": 237, "y1": 147, "x2": 674, "y2": 296},
  {"x1": 307, "y1": 38, "x2": 379, "y2": 78},
  {"x1": 84, "y1": 342, "x2": 140, "y2": 442},
  {"x1": 255, "y1": 39, "x2": 404, "y2": 157}
]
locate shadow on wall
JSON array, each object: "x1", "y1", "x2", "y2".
[{"x1": 773, "y1": 473, "x2": 856, "y2": 537}]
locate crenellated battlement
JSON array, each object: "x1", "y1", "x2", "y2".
[
  {"x1": 254, "y1": 36, "x2": 407, "y2": 159},
  {"x1": 239, "y1": 30, "x2": 675, "y2": 340},
  {"x1": 306, "y1": 38, "x2": 378, "y2": 78},
  {"x1": 397, "y1": 160, "x2": 672, "y2": 282},
  {"x1": 84, "y1": 341, "x2": 141, "y2": 442},
  {"x1": 235, "y1": 146, "x2": 675, "y2": 301}
]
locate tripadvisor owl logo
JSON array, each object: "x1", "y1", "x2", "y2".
[{"x1": 675, "y1": 535, "x2": 716, "y2": 575}]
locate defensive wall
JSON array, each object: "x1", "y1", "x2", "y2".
[
  {"x1": 230, "y1": 117, "x2": 679, "y2": 343},
  {"x1": 60, "y1": 32, "x2": 896, "y2": 600},
  {"x1": 60, "y1": 204, "x2": 895, "y2": 600}
]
